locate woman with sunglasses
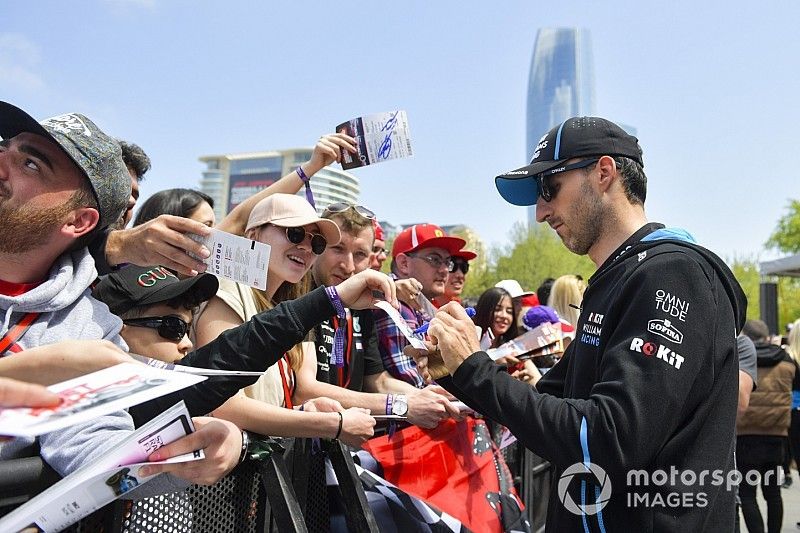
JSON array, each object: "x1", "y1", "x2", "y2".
[
  {"x1": 194, "y1": 194, "x2": 376, "y2": 446},
  {"x1": 432, "y1": 249, "x2": 476, "y2": 308}
]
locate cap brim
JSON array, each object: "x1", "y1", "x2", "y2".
[
  {"x1": 0, "y1": 101, "x2": 56, "y2": 145},
  {"x1": 268, "y1": 216, "x2": 342, "y2": 246},
  {"x1": 494, "y1": 158, "x2": 568, "y2": 206},
  {"x1": 407, "y1": 236, "x2": 466, "y2": 256},
  {"x1": 452, "y1": 249, "x2": 477, "y2": 261},
  {"x1": 138, "y1": 273, "x2": 219, "y2": 309}
]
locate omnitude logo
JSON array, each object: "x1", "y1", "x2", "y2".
[{"x1": 557, "y1": 462, "x2": 612, "y2": 516}]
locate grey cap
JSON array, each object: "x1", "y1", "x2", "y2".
[{"x1": 0, "y1": 101, "x2": 131, "y2": 230}]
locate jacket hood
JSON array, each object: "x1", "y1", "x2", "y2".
[
  {"x1": 753, "y1": 341, "x2": 792, "y2": 367},
  {"x1": 610, "y1": 226, "x2": 747, "y2": 334},
  {"x1": 0, "y1": 248, "x2": 98, "y2": 335}
]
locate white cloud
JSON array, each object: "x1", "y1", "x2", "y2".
[{"x1": 0, "y1": 33, "x2": 45, "y2": 91}]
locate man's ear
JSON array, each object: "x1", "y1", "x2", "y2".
[
  {"x1": 596, "y1": 155, "x2": 617, "y2": 194},
  {"x1": 62, "y1": 207, "x2": 100, "y2": 240},
  {"x1": 395, "y1": 253, "x2": 411, "y2": 277}
]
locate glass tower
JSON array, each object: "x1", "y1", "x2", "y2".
[{"x1": 526, "y1": 28, "x2": 595, "y2": 225}]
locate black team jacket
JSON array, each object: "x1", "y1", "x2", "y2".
[{"x1": 439, "y1": 223, "x2": 747, "y2": 532}]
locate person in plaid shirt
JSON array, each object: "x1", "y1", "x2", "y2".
[{"x1": 373, "y1": 224, "x2": 468, "y2": 388}]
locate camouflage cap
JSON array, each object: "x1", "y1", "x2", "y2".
[{"x1": 0, "y1": 101, "x2": 131, "y2": 231}]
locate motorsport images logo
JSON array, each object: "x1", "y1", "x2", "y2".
[{"x1": 557, "y1": 462, "x2": 612, "y2": 516}]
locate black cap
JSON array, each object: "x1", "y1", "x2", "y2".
[
  {"x1": 495, "y1": 117, "x2": 643, "y2": 206},
  {"x1": 93, "y1": 265, "x2": 219, "y2": 316}
]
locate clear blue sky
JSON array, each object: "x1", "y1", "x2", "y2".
[{"x1": 3, "y1": 1, "x2": 798, "y2": 262}]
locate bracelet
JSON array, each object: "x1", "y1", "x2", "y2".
[
  {"x1": 296, "y1": 166, "x2": 316, "y2": 209},
  {"x1": 385, "y1": 393, "x2": 394, "y2": 415},
  {"x1": 238, "y1": 429, "x2": 250, "y2": 464},
  {"x1": 334, "y1": 411, "x2": 344, "y2": 440}
]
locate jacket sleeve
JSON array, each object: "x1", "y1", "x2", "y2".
[
  {"x1": 450, "y1": 252, "x2": 723, "y2": 480},
  {"x1": 130, "y1": 286, "x2": 335, "y2": 423}
]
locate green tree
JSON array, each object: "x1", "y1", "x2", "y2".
[
  {"x1": 766, "y1": 199, "x2": 800, "y2": 254},
  {"x1": 729, "y1": 256, "x2": 760, "y2": 321}
]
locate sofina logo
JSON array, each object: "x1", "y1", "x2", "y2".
[
  {"x1": 647, "y1": 318, "x2": 683, "y2": 344},
  {"x1": 558, "y1": 462, "x2": 612, "y2": 516}
]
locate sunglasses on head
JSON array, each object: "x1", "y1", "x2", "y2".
[
  {"x1": 536, "y1": 157, "x2": 601, "y2": 202},
  {"x1": 285, "y1": 226, "x2": 327, "y2": 255},
  {"x1": 123, "y1": 315, "x2": 190, "y2": 342},
  {"x1": 324, "y1": 202, "x2": 376, "y2": 220},
  {"x1": 449, "y1": 258, "x2": 470, "y2": 274}
]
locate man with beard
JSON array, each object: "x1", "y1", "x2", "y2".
[
  {"x1": 375, "y1": 224, "x2": 466, "y2": 388},
  {"x1": 408, "y1": 117, "x2": 747, "y2": 531},
  {"x1": 0, "y1": 102, "x2": 248, "y2": 488},
  {"x1": 432, "y1": 249, "x2": 476, "y2": 308}
]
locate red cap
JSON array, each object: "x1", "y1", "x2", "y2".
[
  {"x1": 372, "y1": 219, "x2": 385, "y2": 242},
  {"x1": 519, "y1": 293, "x2": 540, "y2": 307},
  {"x1": 452, "y1": 249, "x2": 477, "y2": 261},
  {"x1": 391, "y1": 224, "x2": 466, "y2": 257}
]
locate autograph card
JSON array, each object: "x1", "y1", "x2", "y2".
[
  {"x1": 0, "y1": 363, "x2": 205, "y2": 438},
  {"x1": 0, "y1": 402, "x2": 202, "y2": 533},
  {"x1": 188, "y1": 228, "x2": 270, "y2": 290},
  {"x1": 486, "y1": 322, "x2": 563, "y2": 361},
  {"x1": 336, "y1": 110, "x2": 413, "y2": 170},
  {"x1": 373, "y1": 300, "x2": 428, "y2": 350},
  {"x1": 129, "y1": 353, "x2": 268, "y2": 377}
]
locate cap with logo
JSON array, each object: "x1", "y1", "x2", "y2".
[
  {"x1": 92, "y1": 265, "x2": 219, "y2": 316},
  {"x1": 0, "y1": 101, "x2": 132, "y2": 230},
  {"x1": 245, "y1": 193, "x2": 341, "y2": 246},
  {"x1": 452, "y1": 249, "x2": 477, "y2": 261},
  {"x1": 391, "y1": 224, "x2": 466, "y2": 257},
  {"x1": 494, "y1": 279, "x2": 533, "y2": 299},
  {"x1": 495, "y1": 116, "x2": 643, "y2": 206}
]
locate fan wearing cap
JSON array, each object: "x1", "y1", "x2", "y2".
[
  {"x1": 432, "y1": 249, "x2": 476, "y2": 308},
  {"x1": 0, "y1": 103, "x2": 251, "y2": 493},
  {"x1": 92, "y1": 265, "x2": 219, "y2": 363},
  {"x1": 373, "y1": 224, "x2": 465, "y2": 388},
  {"x1": 369, "y1": 219, "x2": 389, "y2": 271},
  {"x1": 194, "y1": 193, "x2": 376, "y2": 445},
  {"x1": 410, "y1": 117, "x2": 748, "y2": 531}
]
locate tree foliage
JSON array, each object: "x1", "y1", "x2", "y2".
[{"x1": 767, "y1": 199, "x2": 800, "y2": 254}]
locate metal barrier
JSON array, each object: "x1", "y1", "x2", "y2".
[{"x1": 0, "y1": 437, "x2": 379, "y2": 532}]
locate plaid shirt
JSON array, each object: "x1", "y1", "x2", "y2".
[{"x1": 373, "y1": 300, "x2": 425, "y2": 388}]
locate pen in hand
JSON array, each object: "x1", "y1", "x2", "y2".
[{"x1": 412, "y1": 307, "x2": 476, "y2": 336}]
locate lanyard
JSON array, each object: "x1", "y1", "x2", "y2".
[
  {"x1": 0, "y1": 312, "x2": 39, "y2": 356},
  {"x1": 277, "y1": 355, "x2": 294, "y2": 409},
  {"x1": 331, "y1": 313, "x2": 354, "y2": 388}
]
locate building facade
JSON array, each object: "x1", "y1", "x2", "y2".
[
  {"x1": 199, "y1": 148, "x2": 359, "y2": 221},
  {"x1": 526, "y1": 28, "x2": 595, "y2": 226}
]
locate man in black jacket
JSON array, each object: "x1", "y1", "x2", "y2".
[{"x1": 409, "y1": 117, "x2": 747, "y2": 531}]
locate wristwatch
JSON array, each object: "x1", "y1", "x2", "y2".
[{"x1": 391, "y1": 394, "x2": 408, "y2": 416}]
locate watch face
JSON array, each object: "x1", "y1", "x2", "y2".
[{"x1": 392, "y1": 397, "x2": 408, "y2": 416}]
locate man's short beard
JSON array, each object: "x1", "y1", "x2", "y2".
[
  {"x1": 563, "y1": 179, "x2": 604, "y2": 256},
  {"x1": 0, "y1": 199, "x2": 76, "y2": 254}
]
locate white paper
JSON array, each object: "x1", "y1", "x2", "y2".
[
  {"x1": 0, "y1": 363, "x2": 205, "y2": 438},
  {"x1": 130, "y1": 353, "x2": 268, "y2": 376},
  {"x1": 0, "y1": 402, "x2": 202, "y2": 533},
  {"x1": 486, "y1": 322, "x2": 562, "y2": 361},
  {"x1": 373, "y1": 300, "x2": 428, "y2": 350},
  {"x1": 336, "y1": 110, "x2": 413, "y2": 170},
  {"x1": 189, "y1": 227, "x2": 270, "y2": 290}
]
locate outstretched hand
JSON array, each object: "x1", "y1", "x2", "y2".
[
  {"x1": 304, "y1": 133, "x2": 358, "y2": 174},
  {"x1": 335, "y1": 269, "x2": 397, "y2": 310}
]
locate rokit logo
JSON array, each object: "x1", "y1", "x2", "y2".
[
  {"x1": 629, "y1": 338, "x2": 685, "y2": 370},
  {"x1": 647, "y1": 319, "x2": 683, "y2": 344}
]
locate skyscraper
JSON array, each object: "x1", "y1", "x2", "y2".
[{"x1": 526, "y1": 28, "x2": 595, "y2": 225}]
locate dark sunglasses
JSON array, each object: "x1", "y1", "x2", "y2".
[
  {"x1": 449, "y1": 258, "x2": 470, "y2": 274},
  {"x1": 285, "y1": 226, "x2": 327, "y2": 255},
  {"x1": 324, "y1": 202, "x2": 376, "y2": 220},
  {"x1": 123, "y1": 315, "x2": 190, "y2": 342},
  {"x1": 536, "y1": 157, "x2": 600, "y2": 202}
]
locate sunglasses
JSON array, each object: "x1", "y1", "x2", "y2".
[
  {"x1": 285, "y1": 226, "x2": 327, "y2": 255},
  {"x1": 449, "y1": 258, "x2": 470, "y2": 274},
  {"x1": 123, "y1": 315, "x2": 190, "y2": 342},
  {"x1": 536, "y1": 157, "x2": 600, "y2": 202},
  {"x1": 324, "y1": 202, "x2": 376, "y2": 220}
]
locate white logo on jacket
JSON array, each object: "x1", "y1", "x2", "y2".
[
  {"x1": 629, "y1": 337, "x2": 685, "y2": 369},
  {"x1": 655, "y1": 290, "x2": 688, "y2": 322}
]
